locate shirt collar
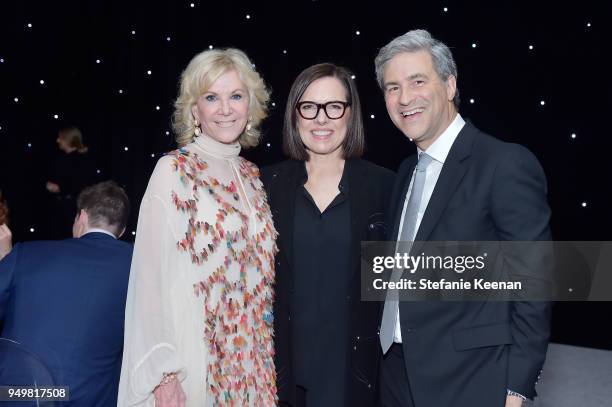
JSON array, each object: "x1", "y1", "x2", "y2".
[
  {"x1": 417, "y1": 113, "x2": 466, "y2": 164},
  {"x1": 299, "y1": 160, "x2": 350, "y2": 194},
  {"x1": 83, "y1": 228, "x2": 117, "y2": 239}
]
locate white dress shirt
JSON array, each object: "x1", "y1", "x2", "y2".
[
  {"x1": 83, "y1": 228, "x2": 117, "y2": 239},
  {"x1": 393, "y1": 113, "x2": 466, "y2": 343}
]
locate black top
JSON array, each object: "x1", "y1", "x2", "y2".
[
  {"x1": 261, "y1": 158, "x2": 395, "y2": 407},
  {"x1": 292, "y1": 163, "x2": 351, "y2": 404}
]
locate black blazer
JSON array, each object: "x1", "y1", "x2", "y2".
[
  {"x1": 261, "y1": 158, "x2": 395, "y2": 406},
  {"x1": 389, "y1": 122, "x2": 552, "y2": 406}
]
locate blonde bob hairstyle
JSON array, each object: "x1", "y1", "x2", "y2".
[{"x1": 172, "y1": 48, "x2": 270, "y2": 148}]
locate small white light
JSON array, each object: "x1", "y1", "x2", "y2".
[
  {"x1": 165, "y1": 131, "x2": 170, "y2": 135},
  {"x1": 190, "y1": 3, "x2": 194, "y2": 7},
  {"x1": 246, "y1": 14, "x2": 251, "y2": 19},
  {"x1": 166, "y1": 36, "x2": 171, "y2": 41},
  {"x1": 53, "y1": 114, "x2": 59, "y2": 119},
  {"x1": 132, "y1": 231, "x2": 136, "y2": 236},
  {"x1": 14, "y1": 97, "x2": 19, "y2": 103},
  {"x1": 529, "y1": 45, "x2": 534, "y2": 50},
  {"x1": 443, "y1": 7, "x2": 448, "y2": 12},
  {"x1": 147, "y1": 70, "x2": 152, "y2": 75},
  {"x1": 124, "y1": 146, "x2": 129, "y2": 151},
  {"x1": 470, "y1": 98, "x2": 475, "y2": 104},
  {"x1": 209, "y1": 44, "x2": 213, "y2": 49},
  {"x1": 131, "y1": 30, "x2": 136, "y2": 35},
  {"x1": 0, "y1": 58, "x2": 4, "y2": 63},
  {"x1": 571, "y1": 133, "x2": 576, "y2": 139},
  {"x1": 96, "y1": 169, "x2": 101, "y2": 174},
  {"x1": 151, "y1": 153, "x2": 155, "y2": 158},
  {"x1": 351, "y1": 75, "x2": 356, "y2": 79},
  {"x1": 271, "y1": 102, "x2": 276, "y2": 107},
  {"x1": 27, "y1": 143, "x2": 32, "y2": 148},
  {"x1": 370, "y1": 114, "x2": 375, "y2": 119},
  {"x1": 39, "y1": 79, "x2": 45, "y2": 85},
  {"x1": 266, "y1": 143, "x2": 271, "y2": 147},
  {"x1": 581, "y1": 202, "x2": 587, "y2": 207},
  {"x1": 472, "y1": 43, "x2": 477, "y2": 48},
  {"x1": 355, "y1": 30, "x2": 360, "y2": 35},
  {"x1": 568, "y1": 287, "x2": 573, "y2": 292},
  {"x1": 30, "y1": 228, "x2": 35, "y2": 233},
  {"x1": 155, "y1": 105, "x2": 160, "y2": 110},
  {"x1": 27, "y1": 23, "x2": 32, "y2": 28},
  {"x1": 282, "y1": 49, "x2": 287, "y2": 54},
  {"x1": 118, "y1": 89, "x2": 123, "y2": 94},
  {"x1": 96, "y1": 59, "x2": 101, "y2": 64},
  {"x1": 540, "y1": 100, "x2": 545, "y2": 106},
  {"x1": 587, "y1": 22, "x2": 591, "y2": 27}
]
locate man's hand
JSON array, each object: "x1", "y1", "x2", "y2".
[
  {"x1": 0, "y1": 224, "x2": 12, "y2": 260},
  {"x1": 153, "y1": 376, "x2": 186, "y2": 407},
  {"x1": 505, "y1": 395, "x2": 524, "y2": 407},
  {"x1": 46, "y1": 181, "x2": 60, "y2": 194}
]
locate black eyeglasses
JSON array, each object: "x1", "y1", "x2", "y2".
[{"x1": 296, "y1": 101, "x2": 351, "y2": 120}]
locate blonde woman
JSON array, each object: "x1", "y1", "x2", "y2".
[{"x1": 118, "y1": 48, "x2": 278, "y2": 406}]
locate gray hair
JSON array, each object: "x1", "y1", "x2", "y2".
[{"x1": 374, "y1": 29, "x2": 460, "y2": 108}]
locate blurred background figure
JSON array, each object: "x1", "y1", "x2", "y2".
[
  {"x1": 0, "y1": 191, "x2": 11, "y2": 260},
  {"x1": 0, "y1": 190, "x2": 8, "y2": 225},
  {"x1": 46, "y1": 126, "x2": 96, "y2": 238}
]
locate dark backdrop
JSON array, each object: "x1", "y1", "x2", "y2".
[{"x1": 0, "y1": 0, "x2": 609, "y2": 348}]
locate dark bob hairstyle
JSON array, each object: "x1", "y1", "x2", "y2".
[{"x1": 283, "y1": 63, "x2": 365, "y2": 160}]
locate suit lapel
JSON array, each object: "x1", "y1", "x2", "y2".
[
  {"x1": 271, "y1": 161, "x2": 301, "y2": 270},
  {"x1": 414, "y1": 124, "x2": 476, "y2": 243},
  {"x1": 347, "y1": 159, "x2": 367, "y2": 280}
]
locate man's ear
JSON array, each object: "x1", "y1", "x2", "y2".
[
  {"x1": 118, "y1": 226, "x2": 126, "y2": 239},
  {"x1": 446, "y1": 75, "x2": 457, "y2": 102},
  {"x1": 72, "y1": 209, "x2": 88, "y2": 238}
]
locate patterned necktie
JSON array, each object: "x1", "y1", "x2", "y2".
[{"x1": 380, "y1": 153, "x2": 434, "y2": 353}]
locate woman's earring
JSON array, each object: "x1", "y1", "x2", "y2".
[
  {"x1": 194, "y1": 120, "x2": 201, "y2": 136},
  {"x1": 245, "y1": 117, "x2": 253, "y2": 135}
]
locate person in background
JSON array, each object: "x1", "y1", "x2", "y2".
[
  {"x1": 0, "y1": 191, "x2": 10, "y2": 260},
  {"x1": 262, "y1": 63, "x2": 395, "y2": 406},
  {"x1": 47, "y1": 126, "x2": 95, "y2": 238},
  {"x1": 0, "y1": 181, "x2": 132, "y2": 406},
  {"x1": 118, "y1": 48, "x2": 278, "y2": 406}
]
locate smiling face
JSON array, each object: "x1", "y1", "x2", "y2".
[
  {"x1": 383, "y1": 50, "x2": 457, "y2": 150},
  {"x1": 191, "y1": 69, "x2": 249, "y2": 144},
  {"x1": 297, "y1": 76, "x2": 350, "y2": 159}
]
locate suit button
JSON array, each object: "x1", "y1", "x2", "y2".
[
  {"x1": 369, "y1": 224, "x2": 374, "y2": 229},
  {"x1": 353, "y1": 346, "x2": 357, "y2": 350}
]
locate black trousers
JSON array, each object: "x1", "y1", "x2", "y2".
[{"x1": 380, "y1": 343, "x2": 415, "y2": 407}]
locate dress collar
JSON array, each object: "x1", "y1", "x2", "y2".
[{"x1": 192, "y1": 134, "x2": 241, "y2": 159}]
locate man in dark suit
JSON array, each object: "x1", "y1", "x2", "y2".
[
  {"x1": 0, "y1": 181, "x2": 132, "y2": 406},
  {"x1": 375, "y1": 30, "x2": 551, "y2": 407}
]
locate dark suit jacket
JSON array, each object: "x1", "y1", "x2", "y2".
[
  {"x1": 261, "y1": 158, "x2": 395, "y2": 407},
  {"x1": 389, "y1": 121, "x2": 552, "y2": 406},
  {"x1": 0, "y1": 232, "x2": 133, "y2": 406}
]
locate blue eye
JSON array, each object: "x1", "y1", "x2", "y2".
[
  {"x1": 231, "y1": 94, "x2": 243, "y2": 100},
  {"x1": 204, "y1": 95, "x2": 216, "y2": 102}
]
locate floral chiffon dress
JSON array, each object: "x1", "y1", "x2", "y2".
[{"x1": 118, "y1": 134, "x2": 278, "y2": 406}]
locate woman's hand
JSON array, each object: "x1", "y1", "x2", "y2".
[
  {"x1": 153, "y1": 375, "x2": 186, "y2": 407},
  {"x1": 46, "y1": 181, "x2": 60, "y2": 194}
]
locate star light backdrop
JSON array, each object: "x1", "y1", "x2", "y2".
[{"x1": 0, "y1": 1, "x2": 609, "y2": 347}]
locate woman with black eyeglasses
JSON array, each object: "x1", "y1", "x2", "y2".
[{"x1": 261, "y1": 63, "x2": 395, "y2": 407}]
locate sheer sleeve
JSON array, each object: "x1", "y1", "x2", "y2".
[{"x1": 119, "y1": 156, "x2": 187, "y2": 406}]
